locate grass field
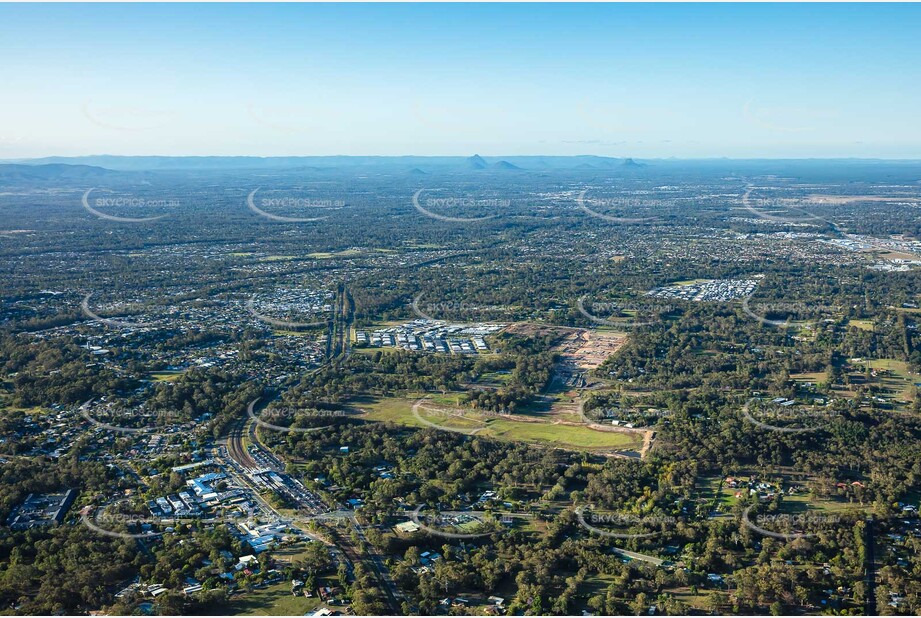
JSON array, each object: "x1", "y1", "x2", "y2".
[
  {"x1": 671, "y1": 278, "x2": 712, "y2": 286},
  {"x1": 714, "y1": 471, "x2": 868, "y2": 515},
  {"x1": 213, "y1": 581, "x2": 323, "y2": 616},
  {"x1": 307, "y1": 249, "x2": 362, "y2": 259},
  {"x1": 353, "y1": 319, "x2": 409, "y2": 331},
  {"x1": 476, "y1": 371, "x2": 513, "y2": 386},
  {"x1": 857, "y1": 358, "x2": 916, "y2": 402},
  {"x1": 352, "y1": 346, "x2": 401, "y2": 356},
  {"x1": 779, "y1": 492, "x2": 863, "y2": 514},
  {"x1": 149, "y1": 370, "x2": 184, "y2": 382},
  {"x1": 360, "y1": 395, "x2": 643, "y2": 452},
  {"x1": 790, "y1": 372, "x2": 827, "y2": 384},
  {"x1": 695, "y1": 476, "x2": 731, "y2": 510},
  {"x1": 484, "y1": 418, "x2": 639, "y2": 449},
  {"x1": 0, "y1": 403, "x2": 51, "y2": 416},
  {"x1": 848, "y1": 319, "x2": 875, "y2": 332},
  {"x1": 879, "y1": 250, "x2": 921, "y2": 261},
  {"x1": 591, "y1": 325, "x2": 631, "y2": 335},
  {"x1": 272, "y1": 329, "x2": 323, "y2": 337},
  {"x1": 272, "y1": 542, "x2": 323, "y2": 565},
  {"x1": 862, "y1": 358, "x2": 913, "y2": 373}
]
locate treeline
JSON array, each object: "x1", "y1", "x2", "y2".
[
  {"x1": 0, "y1": 333, "x2": 137, "y2": 407},
  {"x1": 0, "y1": 453, "x2": 147, "y2": 614}
]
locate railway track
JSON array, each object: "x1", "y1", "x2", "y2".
[
  {"x1": 227, "y1": 416, "x2": 257, "y2": 469},
  {"x1": 220, "y1": 288, "x2": 405, "y2": 608}
]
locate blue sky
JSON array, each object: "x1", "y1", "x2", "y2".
[{"x1": 1, "y1": 3, "x2": 919, "y2": 158}]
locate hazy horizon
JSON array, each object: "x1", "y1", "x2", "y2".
[
  {"x1": 8, "y1": 153, "x2": 921, "y2": 164},
  {"x1": 2, "y1": 3, "x2": 920, "y2": 160}
]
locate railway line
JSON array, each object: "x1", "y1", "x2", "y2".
[
  {"x1": 218, "y1": 284, "x2": 405, "y2": 610},
  {"x1": 226, "y1": 416, "x2": 257, "y2": 469}
]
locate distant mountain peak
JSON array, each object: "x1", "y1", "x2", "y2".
[
  {"x1": 465, "y1": 154, "x2": 488, "y2": 169},
  {"x1": 622, "y1": 158, "x2": 646, "y2": 168},
  {"x1": 407, "y1": 167, "x2": 427, "y2": 175},
  {"x1": 492, "y1": 160, "x2": 521, "y2": 170}
]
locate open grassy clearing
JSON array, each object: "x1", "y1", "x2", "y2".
[
  {"x1": 272, "y1": 328, "x2": 324, "y2": 337},
  {"x1": 351, "y1": 346, "x2": 401, "y2": 356},
  {"x1": 271, "y1": 542, "x2": 320, "y2": 564},
  {"x1": 856, "y1": 358, "x2": 916, "y2": 402},
  {"x1": 778, "y1": 492, "x2": 865, "y2": 514},
  {"x1": 473, "y1": 371, "x2": 513, "y2": 386},
  {"x1": 694, "y1": 471, "x2": 871, "y2": 519},
  {"x1": 790, "y1": 371, "x2": 827, "y2": 384},
  {"x1": 211, "y1": 581, "x2": 323, "y2": 616},
  {"x1": 878, "y1": 250, "x2": 921, "y2": 261},
  {"x1": 694, "y1": 476, "x2": 731, "y2": 510},
  {"x1": 359, "y1": 395, "x2": 643, "y2": 453},
  {"x1": 0, "y1": 404, "x2": 52, "y2": 416},
  {"x1": 148, "y1": 370, "x2": 184, "y2": 382},
  {"x1": 307, "y1": 249, "x2": 363, "y2": 259},
  {"x1": 670, "y1": 278, "x2": 712, "y2": 286}
]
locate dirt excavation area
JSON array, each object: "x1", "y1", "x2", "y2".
[{"x1": 505, "y1": 323, "x2": 627, "y2": 371}]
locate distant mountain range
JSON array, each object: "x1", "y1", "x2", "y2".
[
  {"x1": 0, "y1": 163, "x2": 127, "y2": 180},
  {"x1": 1, "y1": 157, "x2": 918, "y2": 184},
  {"x1": 464, "y1": 155, "x2": 522, "y2": 171},
  {"x1": 2, "y1": 154, "x2": 645, "y2": 173}
]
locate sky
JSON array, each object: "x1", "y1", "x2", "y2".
[{"x1": 1, "y1": 2, "x2": 920, "y2": 159}]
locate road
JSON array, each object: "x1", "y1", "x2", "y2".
[
  {"x1": 352, "y1": 517, "x2": 402, "y2": 610},
  {"x1": 864, "y1": 516, "x2": 877, "y2": 616},
  {"x1": 611, "y1": 546, "x2": 665, "y2": 566},
  {"x1": 330, "y1": 283, "x2": 354, "y2": 359}
]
